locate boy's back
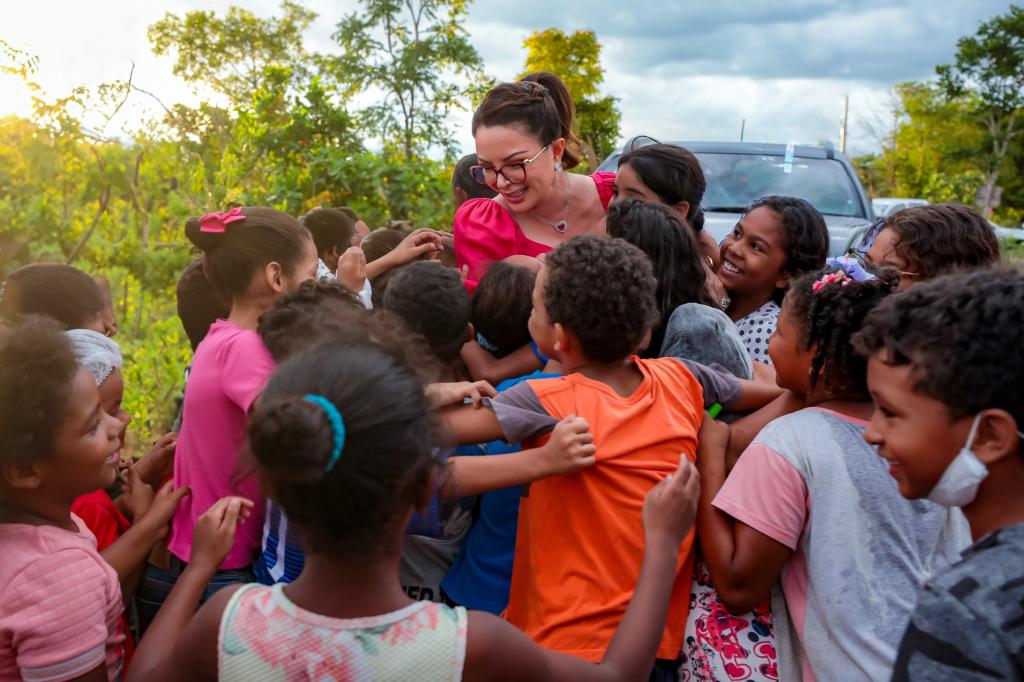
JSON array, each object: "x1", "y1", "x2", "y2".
[{"x1": 495, "y1": 357, "x2": 714, "y2": 661}]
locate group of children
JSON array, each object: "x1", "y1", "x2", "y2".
[{"x1": 1, "y1": 119, "x2": 1022, "y2": 681}]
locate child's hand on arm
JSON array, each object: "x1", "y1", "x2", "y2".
[
  {"x1": 365, "y1": 228, "x2": 444, "y2": 279},
  {"x1": 118, "y1": 466, "x2": 156, "y2": 522},
  {"x1": 532, "y1": 415, "x2": 597, "y2": 477},
  {"x1": 131, "y1": 431, "x2": 178, "y2": 488},
  {"x1": 127, "y1": 496, "x2": 253, "y2": 682},
  {"x1": 101, "y1": 482, "x2": 190, "y2": 585},
  {"x1": 425, "y1": 380, "x2": 497, "y2": 409}
]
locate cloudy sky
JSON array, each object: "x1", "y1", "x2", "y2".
[{"x1": 0, "y1": 0, "x2": 1014, "y2": 157}]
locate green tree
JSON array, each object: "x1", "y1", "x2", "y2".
[
  {"x1": 330, "y1": 0, "x2": 484, "y2": 161},
  {"x1": 938, "y1": 5, "x2": 1024, "y2": 214},
  {"x1": 520, "y1": 29, "x2": 621, "y2": 170}
]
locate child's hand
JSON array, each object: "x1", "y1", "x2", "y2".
[
  {"x1": 389, "y1": 228, "x2": 444, "y2": 265},
  {"x1": 133, "y1": 431, "x2": 178, "y2": 487},
  {"x1": 190, "y1": 496, "x2": 255, "y2": 571},
  {"x1": 697, "y1": 415, "x2": 730, "y2": 469},
  {"x1": 138, "y1": 481, "x2": 191, "y2": 537},
  {"x1": 643, "y1": 454, "x2": 701, "y2": 546},
  {"x1": 120, "y1": 466, "x2": 156, "y2": 521},
  {"x1": 337, "y1": 246, "x2": 367, "y2": 293},
  {"x1": 425, "y1": 380, "x2": 497, "y2": 408},
  {"x1": 539, "y1": 415, "x2": 597, "y2": 475},
  {"x1": 751, "y1": 361, "x2": 776, "y2": 384},
  {"x1": 352, "y1": 219, "x2": 371, "y2": 246}
]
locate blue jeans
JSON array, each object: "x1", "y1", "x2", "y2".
[{"x1": 135, "y1": 556, "x2": 253, "y2": 635}]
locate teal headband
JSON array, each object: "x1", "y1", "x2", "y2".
[{"x1": 303, "y1": 394, "x2": 346, "y2": 472}]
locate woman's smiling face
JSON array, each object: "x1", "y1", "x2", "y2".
[{"x1": 474, "y1": 124, "x2": 562, "y2": 214}]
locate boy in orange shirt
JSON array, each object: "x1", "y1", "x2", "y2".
[{"x1": 446, "y1": 235, "x2": 779, "y2": 677}]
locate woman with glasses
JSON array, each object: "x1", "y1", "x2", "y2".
[{"x1": 453, "y1": 72, "x2": 616, "y2": 293}]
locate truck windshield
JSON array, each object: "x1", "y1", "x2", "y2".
[{"x1": 698, "y1": 153, "x2": 865, "y2": 218}]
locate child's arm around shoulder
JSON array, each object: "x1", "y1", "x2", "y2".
[{"x1": 673, "y1": 358, "x2": 782, "y2": 413}]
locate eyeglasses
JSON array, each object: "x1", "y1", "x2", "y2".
[
  {"x1": 471, "y1": 145, "x2": 549, "y2": 187},
  {"x1": 843, "y1": 248, "x2": 918, "y2": 280}
]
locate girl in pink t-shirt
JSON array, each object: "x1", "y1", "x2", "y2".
[
  {"x1": 136, "y1": 207, "x2": 319, "y2": 629},
  {"x1": 0, "y1": 318, "x2": 127, "y2": 681}
]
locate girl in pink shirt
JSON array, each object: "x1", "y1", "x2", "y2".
[
  {"x1": 0, "y1": 317, "x2": 127, "y2": 681},
  {"x1": 136, "y1": 207, "x2": 319, "y2": 631}
]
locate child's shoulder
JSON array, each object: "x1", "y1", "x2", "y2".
[
  {"x1": 753, "y1": 408, "x2": 867, "y2": 456},
  {"x1": 932, "y1": 524, "x2": 1024, "y2": 598},
  {"x1": 0, "y1": 520, "x2": 112, "y2": 596}
]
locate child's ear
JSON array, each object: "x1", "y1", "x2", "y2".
[
  {"x1": 673, "y1": 200, "x2": 691, "y2": 221},
  {"x1": 774, "y1": 271, "x2": 791, "y2": 291},
  {"x1": 1, "y1": 461, "x2": 44, "y2": 492},
  {"x1": 974, "y1": 409, "x2": 1023, "y2": 466},
  {"x1": 265, "y1": 261, "x2": 284, "y2": 294},
  {"x1": 553, "y1": 322, "x2": 567, "y2": 354}
]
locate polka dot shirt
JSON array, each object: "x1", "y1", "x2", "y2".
[{"x1": 735, "y1": 301, "x2": 780, "y2": 366}]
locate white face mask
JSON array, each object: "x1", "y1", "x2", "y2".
[{"x1": 926, "y1": 415, "x2": 1024, "y2": 508}]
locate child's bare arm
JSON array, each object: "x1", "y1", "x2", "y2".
[
  {"x1": 731, "y1": 378, "x2": 785, "y2": 413},
  {"x1": 441, "y1": 416, "x2": 596, "y2": 498},
  {"x1": 462, "y1": 457, "x2": 700, "y2": 682},
  {"x1": 102, "y1": 482, "x2": 189, "y2": 587},
  {"x1": 696, "y1": 417, "x2": 792, "y2": 615},
  {"x1": 725, "y1": 390, "x2": 804, "y2": 469},
  {"x1": 460, "y1": 341, "x2": 542, "y2": 386},
  {"x1": 441, "y1": 403, "x2": 506, "y2": 444}
]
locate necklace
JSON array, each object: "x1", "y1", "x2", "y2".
[{"x1": 536, "y1": 172, "x2": 571, "y2": 233}]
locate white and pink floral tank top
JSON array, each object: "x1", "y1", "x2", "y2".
[{"x1": 218, "y1": 583, "x2": 468, "y2": 681}]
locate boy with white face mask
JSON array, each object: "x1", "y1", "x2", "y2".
[{"x1": 854, "y1": 267, "x2": 1024, "y2": 681}]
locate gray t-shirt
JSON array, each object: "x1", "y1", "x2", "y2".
[
  {"x1": 714, "y1": 408, "x2": 970, "y2": 681},
  {"x1": 485, "y1": 358, "x2": 741, "y2": 443}
]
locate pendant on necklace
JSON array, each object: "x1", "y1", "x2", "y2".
[{"x1": 553, "y1": 220, "x2": 568, "y2": 233}]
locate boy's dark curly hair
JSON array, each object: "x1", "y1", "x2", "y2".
[
  {"x1": 247, "y1": 339, "x2": 439, "y2": 561},
  {"x1": 257, "y1": 280, "x2": 364, "y2": 361},
  {"x1": 471, "y1": 261, "x2": 537, "y2": 357},
  {"x1": 300, "y1": 207, "x2": 356, "y2": 260},
  {"x1": 786, "y1": 268, "x2": 895, "y2": 398},
  {"x1": 543, "y1": 235, "x2": 658, "y2": 363},
  {"x1": 852, "y1": 266, "x2": 1024, "y2": 427},
  {"x1": 1, "y1": 263, "x2": 105, "y2": 330},
  {"x1": 746, "y1": 196, "x2": 830, "y2": 303},
  {"x1": 0, "y1": 316, "x2": 81, "y2": 467},
  {"x1": 383, "y1": 261, "x2": 470, "y2": 364},
  {"x1": 880, "y1": 203, "x2": 999, "y2": 280}
]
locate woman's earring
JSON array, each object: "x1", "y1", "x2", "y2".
[{"x1": 554, "y1": 162, "x2": 562, "y2": 171}]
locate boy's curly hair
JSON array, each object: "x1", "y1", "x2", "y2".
[
  {"x1": 543, "y1": 235, "x2": 658, "y2": 363},
  {"x1": 257, "y1": 280, "x2": 364, "y2": 362},
  {"x1": 853, "y1": 266, "x2": 1024, "y2": 426},
  {"x1": 786, "y1": 268, "x2": 895, "y2": 397},
  {"x1": 881, "y1": 203, "x2": 999, "y2": 280},
  {"x1": 0, "y1": 316, "x2": 81, "y2": 467}
]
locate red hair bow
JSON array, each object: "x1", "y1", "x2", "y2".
[{"x1": 199, "y1": 207, "x2": 246, "y2": 234}]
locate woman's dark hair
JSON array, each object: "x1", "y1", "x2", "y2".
[
  {"x1": 880, "y1": 203, "x2": 1000, "y2": 280},
  {"x1": 618, "y1": 144, "x2": 707, "y2": 233},
  {"x1": 607, "y1": 199, "x2": 714, "y2": 355},
  {"x1": 746, "y1": 195, "x2": 830, "y2": 303},
  {"x1": 257, "y1": 280, "x2": 365, "y2": 362},
  {"x1": 382, "y1": 261, "x2": 470, "y2": 364},
  {"x1": 0, "y1": 316, "x2": 81, "y2": 467},
  {"x1": 853, "y1": 266, "x2": 1024, "y2": 427},
  {"x1": 1, "y1": 263, "x2": 105, "y2": 330},
  {"x1": 471, "y1": 261, "x2": 537, "y2": 357},
  {"x1": 176, "y1": 257, "x2": 230, "y2": 351},
  {"x1": 300, "y1": 207, "x2": 356, "y2": 259},
  {"x1": 544, "y1": 235, "x2": 659, "y2": 363},
  {"x1": 185, "y1": 207, "x2": 311, "y2": 301},
  {"x1": 248, "y1": 339, "x2": 438, "y2": 561},
  {"x1": 786, "y1": 268, "x2": 895, "y2": 398},
  {"x1": 472, "y1": 71, "x2": 583, "y2": 169}
]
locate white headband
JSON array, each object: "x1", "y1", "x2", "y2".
[{"x1": 66, "y1": 329, "x2": 122, "y2": 385}]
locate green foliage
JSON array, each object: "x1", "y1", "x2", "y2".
[
  {"x1": 330, "y1": 0, "x2": 484, "y2": 161},
  {"x1": 520, "y1": 29, "x2": 621, "y2": 170}
]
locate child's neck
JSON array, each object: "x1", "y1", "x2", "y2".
[
  {"x1": 0, "y1": 492, "x2": 76, "y2": 531},
  {"x1": 727, "y1": 289, "x2": 774, "y2": 322},
  {"x1": 283, "y1": 550, "x2": 411, "y2": 619},
  {"x1": 227, "y1": 295, "x2": 274, "y2": 331},
  {"x1": 964, "y1": 460, "x2": 1024, "y2": 542},
  {"x1": 803, "y1": 385, "x2": 874, "y2": 421},
  {"x1": 559, "y1": 353, "x2": 643, "y2": 399}
]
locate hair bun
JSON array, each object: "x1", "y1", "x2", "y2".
[
  {"x1": 249, "y1": 397, "x2": 335, "y2": 482},
  {"x1": 185, "y1": 216, "x2": 225, "y2": 253}
]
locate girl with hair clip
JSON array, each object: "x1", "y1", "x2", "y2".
[
  {"x1": 135, "y1": 207, "x2": 319, "y2": 631},
  {"x1": 454, "y1": 72, "x2": 616, "y2": 294}
]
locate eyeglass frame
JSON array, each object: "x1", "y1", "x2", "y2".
[
  {"x1": 470, "y1": 145, "x2": 550, "y2": 187},
  {"x1": 843, "y1": 247, "x2": 919, "y2": 280}
]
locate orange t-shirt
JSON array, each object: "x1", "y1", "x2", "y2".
[{"x1": 501, "y1": 357, "x2": 705, "y2": 662}]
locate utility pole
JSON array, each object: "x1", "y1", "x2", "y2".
[
  {"x1": 839, "y1": 95, "x2": 849, "y2": 154},
  {"x1": 739, "y1": 118, "x2": 746, "y2": 142}
]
